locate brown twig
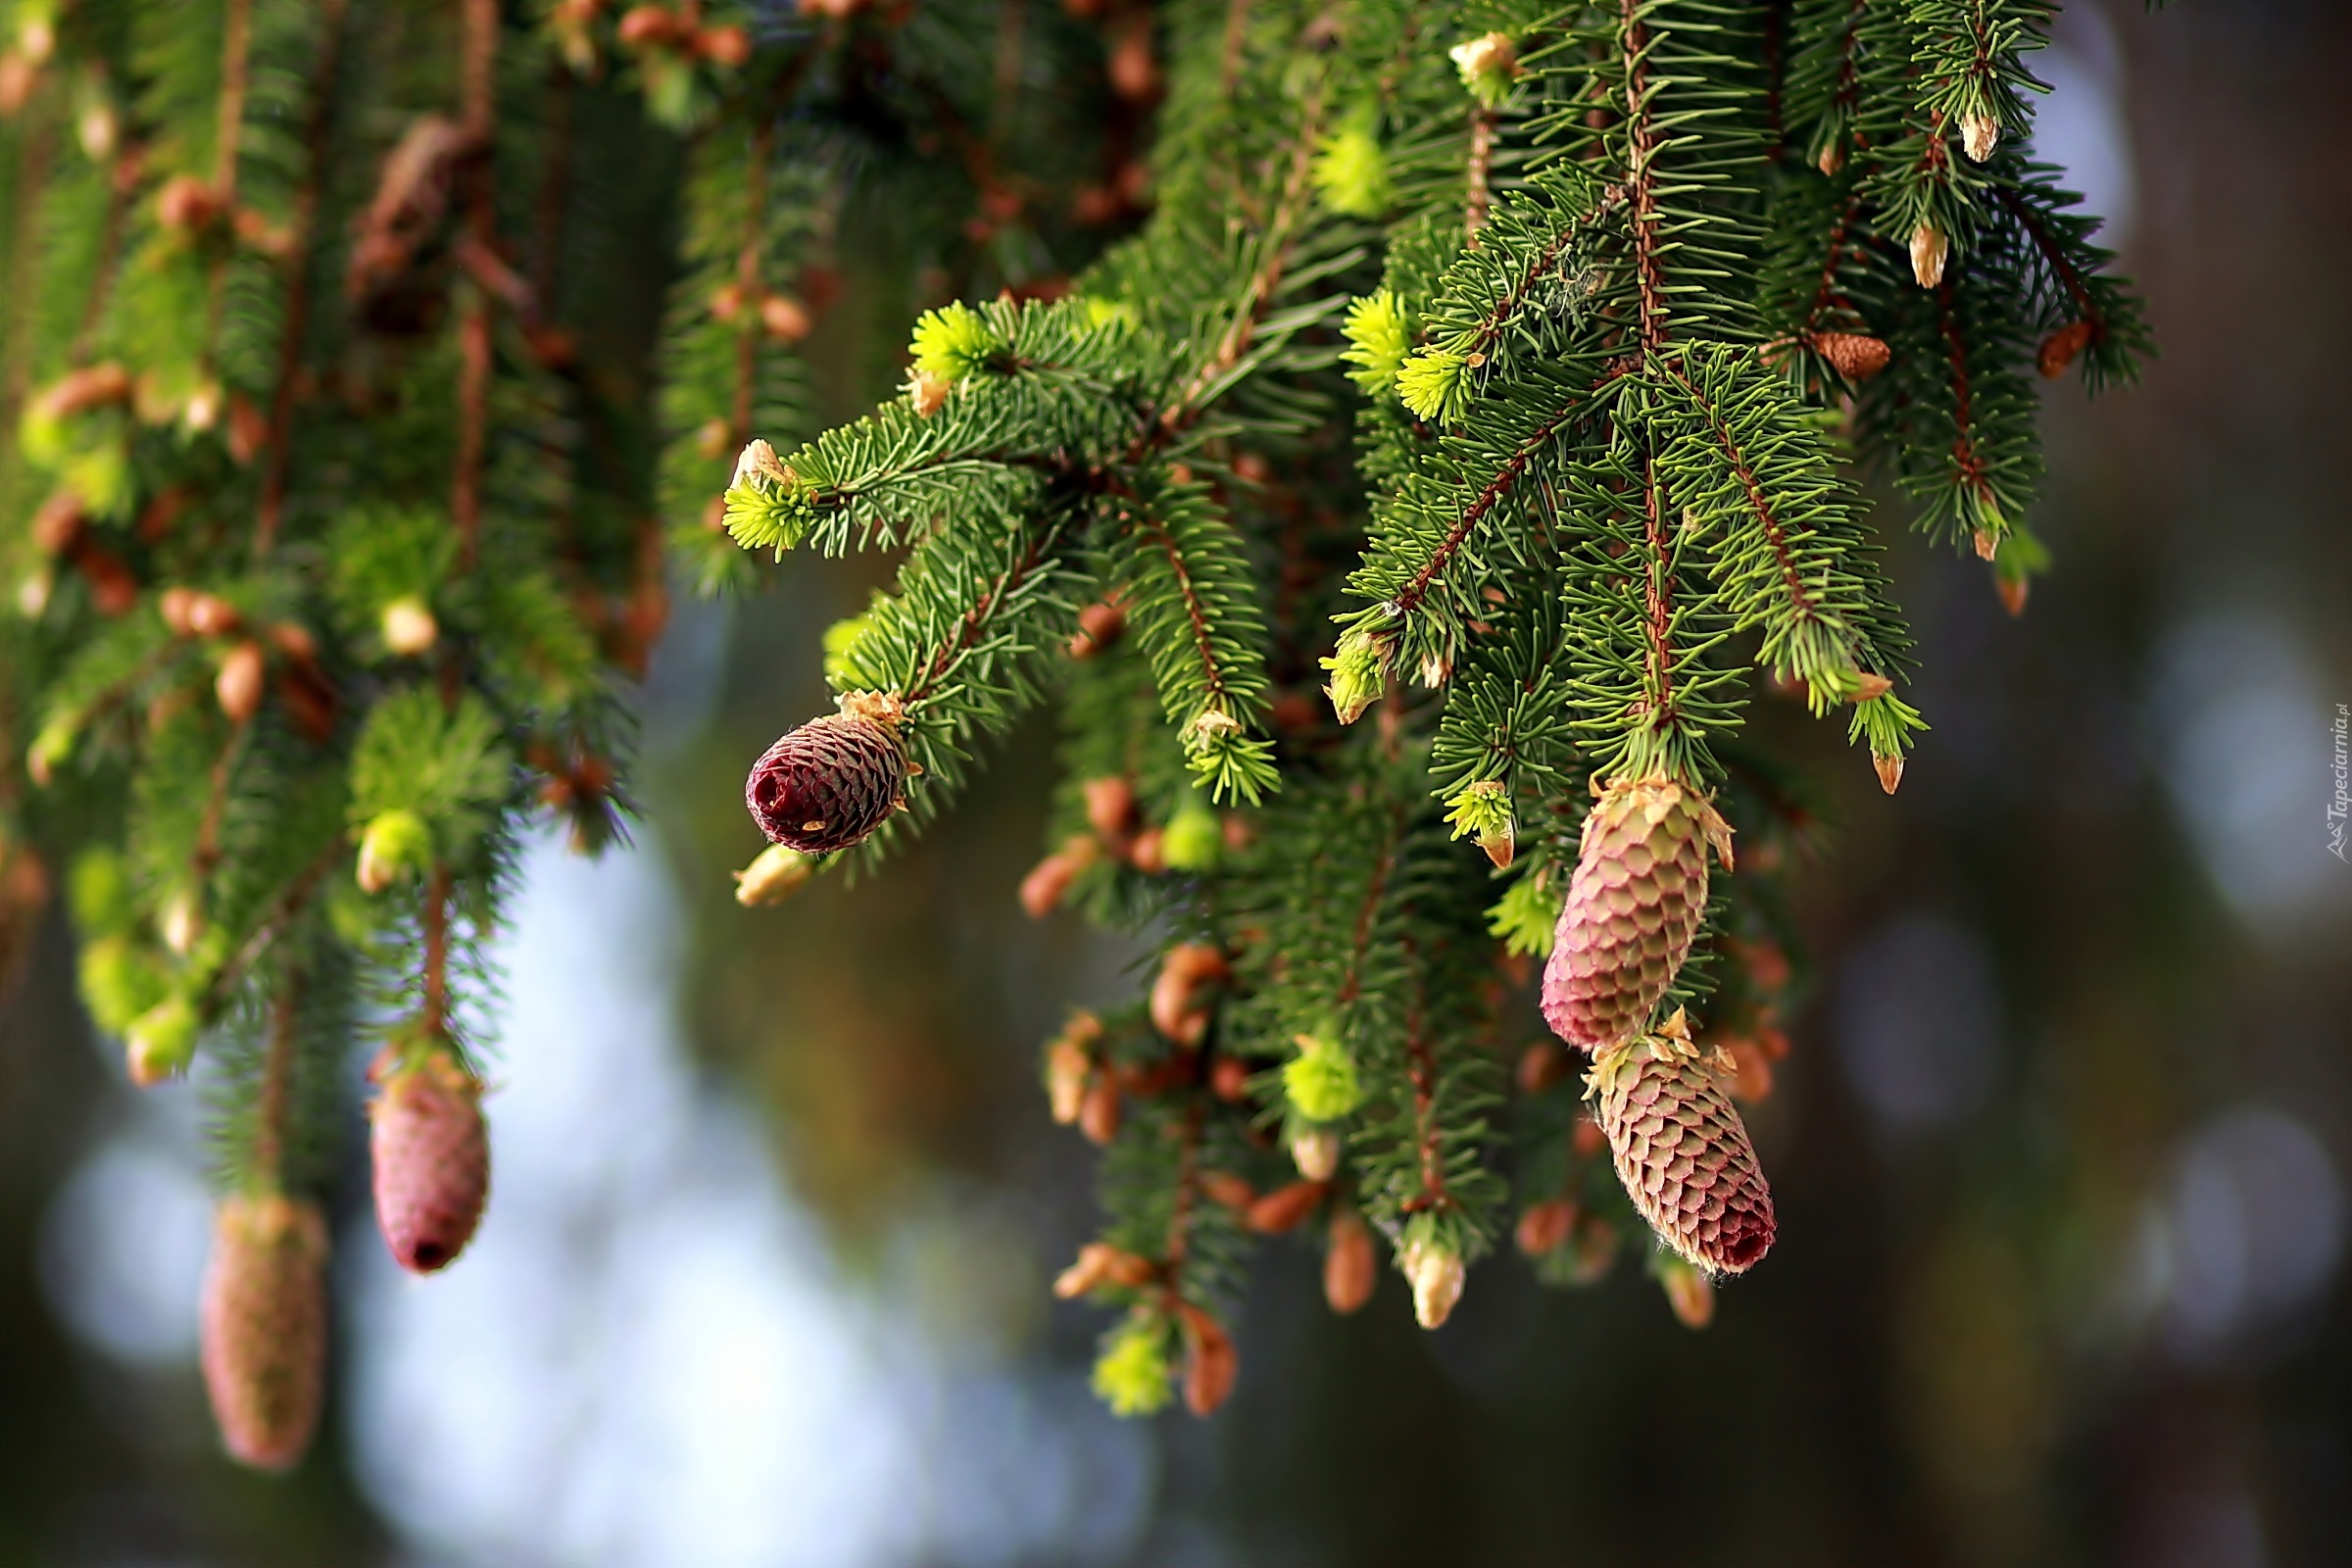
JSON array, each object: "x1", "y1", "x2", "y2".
[{"x1": 452, "y1": 0, "x2": 499, "y2": 570}]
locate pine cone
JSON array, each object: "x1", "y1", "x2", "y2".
[
  {"x1": 1542, "y1": 776, "x2": 1732, "y2": 1051},
  {"x1": 1585, "y1": 1012, "x2": 1775, "y2": 1275},
  {"x1": 744, "y1": 694, "x2": 906, "y2": 854},
  {"x1": 370, "y1": 1045, "x2": 489, "y2": 1273},
  {"x1": 200, "y1": 1193, "x2": 328, "y2": 1471}
]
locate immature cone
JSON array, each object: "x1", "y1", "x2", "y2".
[
  {"x1": 744, "y1": 695, "x2": 906, "y2": 854},
  {"x1": 1541, "y1": 776, "x2": 1733, "y2": 1051},
  {"x1": 1585, "y1": 1012, "x2": 1776, "y2": 1275},
  {"x1": 369, "y1": 1046, "x2": 490, "y2": 1273},
  {"x1": 1959, "y1": 112, "x2": 1999, "y2": 164},
  {"x1": 1402, "y1": 1237, "x2": 1465, "y2": 1330},
  {"x1": 1177, "y1": 1303, "x2": 1237, "y2": 1417},
  {"x1": 1910, "y1": 222, "x2": 1948, "y2": 288},
  {"x1": 200, "y1": 1194, "x2": 328, "y2": 1470}
]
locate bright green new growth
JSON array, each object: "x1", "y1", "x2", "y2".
[{"x1": 0, "y1": 0, "x2": 2150, "y2": 1439}]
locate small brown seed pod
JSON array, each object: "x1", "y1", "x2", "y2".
[{"x1": 744, "y1": 695, "x2": 906, "y2": 854}]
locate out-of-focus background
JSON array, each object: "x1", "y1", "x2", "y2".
[{"x1": 3, "y1": 2, "x2": 2348, "y2": 1563}]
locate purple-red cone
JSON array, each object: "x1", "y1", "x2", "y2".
[
  {"x1": 1542, "y1": 775, "x2": 1733, "y2": 1051},
  {"x1": 744, "y1": 693, "x2": 906, "y2": 854},
  {"x1": 369, "y1": 1045, "x2": 489, "y2": 1273},
  {"x1": 200, "y1": 1193, "x2": 328, "y2": 1471},
  {"x1": 1586, "y1": 1011, "x2": 1775, "y2": 1275}
]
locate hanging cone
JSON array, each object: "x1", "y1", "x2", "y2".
[
  {"x1": 744, "y1": 693, "x2": 906, "y2": 854},
  {"x1": 200, "y1": 1193, "x2": 329, "y2": 1471},
  {"x1": 369, "y1": 1044, "x2": 490, "y2": 1273},
  {"x1": 1541, "y1": 776, "x2": 1732, "y2": 1051},
  {"x1": 1585, "y1": 1012, "x2": 1775, "y2": 1275}
]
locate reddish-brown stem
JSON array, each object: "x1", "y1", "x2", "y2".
[
  {"x1": 1661, "y1": 361, "x2": 1819, "y2": 620},
  {"x1": 256, "y1": 0, "x2": 351, "y2": 559},
  {"x1": 1334, "y1": 807, "x2": 1405, "y2": 1007},
  {"x1": 1393, "y1": 405, "x2": 1576, "y2": 617},
  {"x1": 1992, "y1": 185, "x2": 2103, "y2": 329},
  {"x1": 216, "y1": 0, "x2": 253, "y2": 196},
  {"x1": 453, "y1": 0, "x2": 498, "y2": 570},
  {"x1": 421, "y1": 868, "x2": 453, "y2": 1037},
  {"x1": 253, "y1": 973, "x2": 298, "y2": 1186},
  {"x1": 730, "y1": 121, "x2": 774, "y2": 447},
  {"x1": 1639, "y1": 449, "x2": 1679, "y2": 731},
  {"x1": 1621, "y1": 0, "x2": 1669, "y2": 356},
  {"x1": 1934, "y1": 278, "x2": 1995, "y2": 503}
]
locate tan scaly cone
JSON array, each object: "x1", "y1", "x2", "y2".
[
  {"x1": 1541, "y1": 776, "x2": 1734, "y2": 1051},
  {"x1": 1585, "y1": 1010, "x2": 1776, "y2": 1275},
  {"x1": 200, "y1": 1193, "x2": 329, "y2": 1470}
]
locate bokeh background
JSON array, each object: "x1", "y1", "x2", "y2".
[{"x1": 3, "y1": 2, "x2": 2349, "y2": 1563}]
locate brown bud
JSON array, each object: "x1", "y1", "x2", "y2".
[
  {"x1": 1149, "y1": 943, "x2": 1227, "y2": 1044},
  {"x1": 160, "y1": 586, "x2": 200, "y2": 637},
  {"x1": 1659, "y1": 1259, "x2": 1715, "y2": 1328},
  {"x1": 695, "y1": 23, "x2": 752, "y2": 67},
  {"x1": 1020, "y1": 834, "x2": 1098, "y2": 917},
  {"x1": 1069, "y1": 600, "x2": 1126, "y2": 658},
  {"x1": 226, "y1": 394, "x2": 270, "y2": 465},
  {"x1": 34, "y1": 362, "x2": 135, "y2": 421},
  {"x1": 2038, "y1": 319, "x2": 2094, "y2": 379},
  {"x1": 1875, "y1": 753, "x2": 1905, "y2": 795},
  {"x1": 1127, "y1": 825, "x2": 1167, "y2": 875},
  {"x1": 184, "y1": 592, "x2": 242, "y2": 638},
  {"x1": 1515, "y1": 1198, "x2": 1577, "y2": 1257},
  {"x1": 617, "y1": 5, "x2": 686, "y2": 49},
  {"x1": 1106, "y1": 15, "x2": 1159, "y2": 102},
  {"x1": 1082, "y1": 775, "x2": 1138, "y2": 841},
  {"x1": 1516, "y1": 1041, "x2": 1569, "y2": 1094},
  {"x1": 1724, "y1": 1037, "x2": 1776, "y2": 1102},
  {"x1": 905, "y1": 368, "x2": 952, "y2": 416},
  {"x1": 1198, "y1": 1170, "x2": 1256, "y2": 1210},
  {"x1": 1851, "y1": 671, "x2": 1893, "y2": 703},
  {"x1": 1811, "y1": 331, "x2": 1890, "y2": 381},
  {"x1": 1078, "y1": 1076, "x2": 1122, "y2": 1145},
  {"x1": 1997, "y1": 573, "x2": 2030, "y2": 618},
  {"x1": 1323, "y1": 1206, "x2": 1376, "y2": 1314},
  {"x1": 1046, "y1": 1035, "x2": 1092, "y2": 1124},
  {"x1": 1972, "y1": 527, "x2": 1998, "y2": 563},
  {"x1": 1208, "y1": 1054, "x2": 1250, "y2": 1102},
  {"x1": 1054, "y1": 1241, "x2": 1154, "y2": 1298},
  {"x1": 1245, "y1": 1180, "x2": 1326, "y2": 1236},
  {"x1": 157, "y1": 174, "x2": 226, "y2": 234},
  {"x1": 216, "y1": 641, "x2": 268, "y2": 725},
  {"x1": 31, "y1": 493, "x2": 87, "y2": 555},
  {"x1": 1572, "y1": 1114, "x2": 1607, "y2": 1160},
  {"x1": 760, "y1": 292, "x2": 812, "y2": 342},
  {"x1": 1177, "y1": 1304, "x2": 1236, "y2": 1417}
]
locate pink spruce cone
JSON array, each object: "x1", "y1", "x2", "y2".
[
  {"x1": 1587, "y1": 1011, "x2": 1776, "y2": 1274},
  {"x1": 200, "y1": 1192, "x2": 329, "y2": 1470},
  {"x1": 370, "y1": 1044, "x2": 489, "y2": 1273},
  {"x1": 1542, "y1": 775, "x2": 1734, "y2": 1051}
]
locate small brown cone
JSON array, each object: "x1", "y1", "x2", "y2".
[
  {"x1": 1323, "y1": 1206, "x2": 1376, "y2": 1314},
  {"x1": 1245, "y1": 1180, "x2": 1326, "y2": 1236},
  {"x1": 369, "y1": 1046, "x2": 490, "y2": 1273},
  {"x1": 1585, "y1": 1011, "x2": 1775, "y2": 1275},
  {"x1": 2037, "y1": 319, "x2": 2094, "y2": 379},
  {"x1": 1811, "y1": 331, "x2": 1890, "y2": 381},
  {"x1": 1515, "y1": 1198, "x2": 1577, "y2": 1257},
  {"x1": 200, "y1": 1193, "x2": 328, "y2": 1471},
  {"x1": 1909, "y1": 223, "x2": 1948, "y2": 288},
  {"x1": 1541, "y1": 777, "x2": 1733, "y2": 1051},
  {"x1": 1177, "y1": 1304, "x2": 1237, "y2": 1416},
  {"x1": 744, "y1": 695, "x2": 906, "y2": 854}
]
